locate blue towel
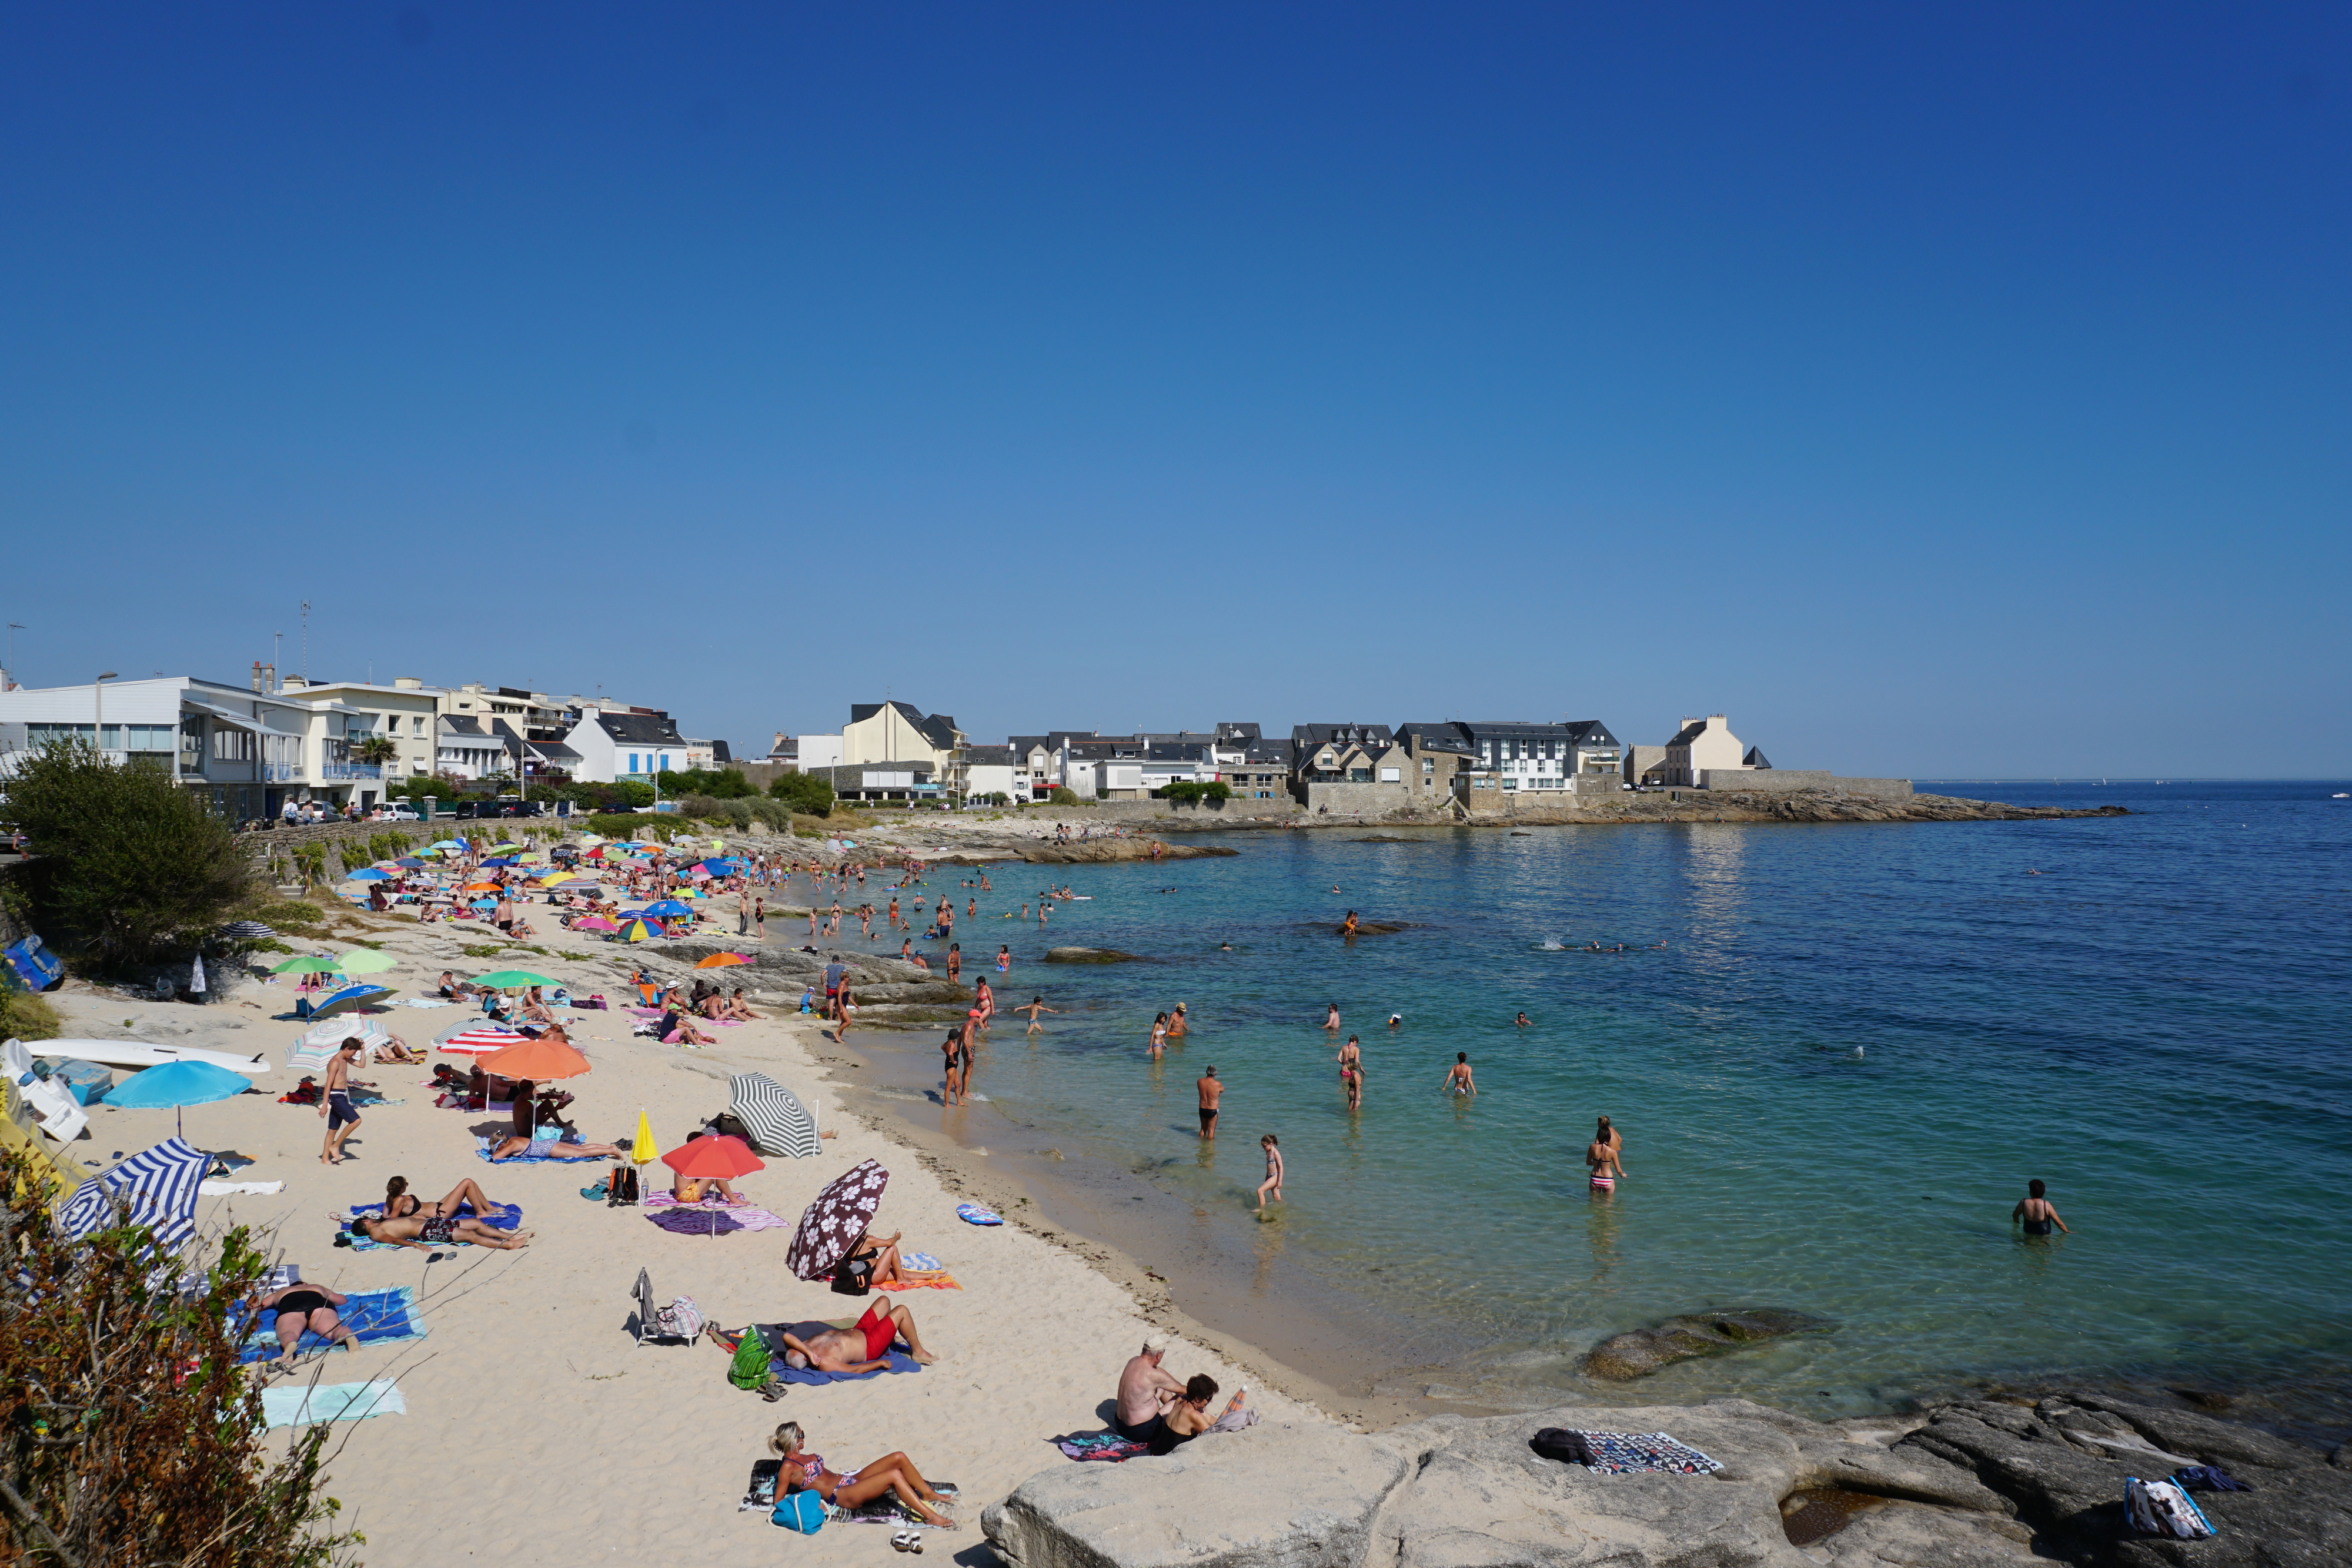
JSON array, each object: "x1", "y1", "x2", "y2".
[
  {"x1": 767, "y1": 1348, "x2": 922, "y2": 1385},
  {"x1": 260, "y1": 1380, "x2": 407, "y2": 1430},
  {"x1": 475, "y1": 1135, "x2": 585, "y2": 1165},
  {"x1": 238, "y1": 1285, "x2": 426, "y2": 1363}
]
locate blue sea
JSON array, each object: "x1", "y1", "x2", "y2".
[{"x1": 850, "y1": 781, "x2": 2352, "y2": 1430}]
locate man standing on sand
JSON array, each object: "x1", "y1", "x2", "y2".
[
  {"x1": 823, "y1": 958, "x2": 847, "y2": 1021},
  {"x1": 1196, "y1": 1066, "x2": 1222, "y2": 1139},
  {"x1": 1114, "y1": 1333, "x2": 1188, "y2": 1443},
  {"x1": 319, "y1": 1038, "x2": 364, "y2": 1165}
]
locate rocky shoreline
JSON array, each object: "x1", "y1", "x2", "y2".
[{"x1": 985, "y1": 1390, "x2": 2351, "y2": 1567}]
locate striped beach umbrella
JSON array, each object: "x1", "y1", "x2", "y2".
[
  {"x1": 59, "y1": 1137, "x2": 211, "y2": 1252},
  {"x1": 289, "y1": 1016, "x2": 392, "y2": 1072},
  {"x1": 221, "y1": 920, "x2": 276, "y2": 941},
  {"x1": 729, "y1": 1074, "x2": 818, "y2": 1160},
  {"x1": 617, "y1": 920, "x2": 657, "y2": 942},
  {"x1": 785, "y1": 1158, "x2": 889, "y2": 1281},
  {"x1": 436, "y1": 1024, "x2": 528, "y2": 1054}
]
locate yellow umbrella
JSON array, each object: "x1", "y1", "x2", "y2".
[{"x1": 632, "y1": 1109, "x2": 660, "y2": 1165}]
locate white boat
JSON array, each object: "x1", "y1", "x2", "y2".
[{"x1": 34, "y1": 1039, "x2": 272, "y2": 1078}]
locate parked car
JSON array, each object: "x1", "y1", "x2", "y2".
[
  {"x1": 377, "y1": 804, "x2": 421, "y2": 821},
  {"x1": 455, "y1": 798, "x2": 547, "y2": 820}
]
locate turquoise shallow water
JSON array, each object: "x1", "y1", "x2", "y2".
[{"x1": 858, "y1": 781, "x2": 2352, "y2": 1423}]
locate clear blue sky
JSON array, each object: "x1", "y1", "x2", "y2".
[{"x1": 4, "y1": 5, "x2": 2345, "y2": 778}]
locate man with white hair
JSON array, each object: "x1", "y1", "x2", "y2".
[{"x1": 1114, "y1": 1331, "x2": 1190, "y2": 1443}]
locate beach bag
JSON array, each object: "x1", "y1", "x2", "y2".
[
  {"x1": 830, "y1": 1250, "x2": 874, "y2": 1296},
  {"x1": 771, "y1": 1490, "x2": 824, "y2": 1533},
  {"x1": 2124, "y1": 1476, "x2": 2214, "y2": 1540},
  {"x1": 729, "y1": 1330, "x2": 773, "y2": 1390},
  {"x1": 605, "y1": 1165, "x2": 640, "y2": 1206},
  {"x1": 654, "y1": 1295, "x2": 704, "y2": 1340},
  {"x1": 1530, "y1": 1428, "x2": 1592, "y2": 1466}
]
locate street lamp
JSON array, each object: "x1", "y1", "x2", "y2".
[{"x1": 93, "y1": 672, "x2": 118, "y2": 757}]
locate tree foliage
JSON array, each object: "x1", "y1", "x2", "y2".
[
  {"x1": 1, "y1": 740, "x2": 255, "y2": 968},
  {"x1": 656, "y1": 767, "x2": 753, "y2": 800},
  {"x1": 0, "y1": 1143, "x2": 360, "y2": 1567},
  {"x1": 765, "y1": 771, "x2": 833, "y2": 818}
]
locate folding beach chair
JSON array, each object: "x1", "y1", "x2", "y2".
[{"x1": 633, "y1": 1267, "x2": 659, "y2": 1346}]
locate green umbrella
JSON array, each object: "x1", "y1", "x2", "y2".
[
  {"x1": 338, "y1": 948, "x2": 398, "y2": 975},
  {"x1": 270, "y1": 955, "x2": 344, "y2": 975},
  {"x1": 472, "y1": 969, "x2": 559, "y2": 989}
]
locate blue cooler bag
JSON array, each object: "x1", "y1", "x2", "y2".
[{"x1": 771, "y1": 1492, "x2": 824, "y2": 1533}]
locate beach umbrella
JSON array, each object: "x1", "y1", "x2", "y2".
[
  {"x1": 460, "y1": 881, "x2": 503, "y2": 893},
  {"x1": 784, "y1": 1158, "x2": 890, "y2": 1281},
  {"x1": 221, "y1": 920, "x2": 276, "y2": 941},
  {"x1": 336, "y1": 948, "x2": 397, "y2": 974},
  {"x1": 477, "y1": 1035, "x2": 591, "y2": 1081},
  {"x1": 642, "y1": 900, "x2": 693, "y2": 918},
  {"x1": 472, "y1": 968, "x2": 559, "y2": 989},
  {"x1": 574, "y1": 916, "x2": 620, "y2": 932},
  {"x1": 631, "y1": 1110, "x2": 659, "y2": 1165},
  {"x1": 289, "y1": 1015, "x2": 393, "y2": 1072},
  {"x1": 430, "y1": 840, "x2": 465, "y2": 850},
  {"x1": 617, "y1": 921, "x2": 658, "y2": 942},
  {"x1": 436, "y1": 1024, "x2": 527, "y2": 1054},
  {"x1": 699, "y1": 858, "x2": 741, "y2": 874},
  {"x1": 481, "y1": 857, "x2": 518, "y2": 868},
  {"x1": 487, "y1": 842, "x2": 524, "y2": 854},
  {"x1": 270, "y1": 955, "x2": 343, "y2": 975},
  {"x1": 729, "y1": 1073, "x2": 818, "y2": 1160},
  {"x1": 696, "y1": 952, "x2": 751, "y2": 969},
  {"x1": 395, "y1": 857, "x2": 426, "y2": 868},
  {"x1": 309, "y1": 981, "x2": 397, "y2": 1019},
  {"x1": 661, "y1": 1134, "x2": 766, "y2": 1236},
  {"x1": 101, "y1": 1061, "x2": 251, "y2": 1136},
  {"x1": 59, "y1": 1138, "x2": 210, "y2": 1253},
  {"x1": 345, "y1": 868, "x2": 393, "y2": 882}
]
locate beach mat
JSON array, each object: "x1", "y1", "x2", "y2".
[
  {"x1": 238, "y1": 1285, "x2": 426, "y2": 1363},
  {"x1": 1051, "y1": 1430, "x2": 1148, "y2": 1463},
  {"x1": 644, "y1": 1202, "x2": 793, "y2": 1235}
]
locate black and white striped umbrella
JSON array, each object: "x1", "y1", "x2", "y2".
[
  {"x1": 729, "y1": 1072, "x2": 818, "y2": 1161},
  {"x1": 222, "y1": 920, "x2": 277, "y2": 941}
]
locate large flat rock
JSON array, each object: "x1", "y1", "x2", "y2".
[{"x1": 984, "y1": 1420, "x2": 1411, "y2": 1568}]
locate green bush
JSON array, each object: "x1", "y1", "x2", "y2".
[
  {"x1": 747, "y1": 797, "x2": 792, "y2": 831},
  {"x1": 1047, "y1": 786, "x2": 1083, "y2": 806},
  {"x1": 0, "y1": 739, "x2": 256, "y2": 968},
  {"x1": 657, "y1": 767, "x2": 754, "y2": 800},
  {"x1": 767, "y1": 771, "x2": 834, "y2": 817},
  {"x1": 0, "y1": 986, "x2": 62, "y2": 1041}
]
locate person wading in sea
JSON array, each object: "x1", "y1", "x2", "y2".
[
  {"x1": 1196, "y1": 1066, "x2": 1222, "y2": 1139},
  {"x1": 2013, "y1": 1179, "x2": 2070, "y2": 1237}
]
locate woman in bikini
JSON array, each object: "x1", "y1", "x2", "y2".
[
  {"x1": 769, "y1": 1421, "x2": 956, "y2": 1529},
  {"x1": 252, "y1": 1281, "x2": 363, "y2": 1370},
  {"x1": 1335, "y1": 1035, "x2": 1364, "y2": 1110},
  {"x1": 1586, "y1": 1129, "x2": 1626, "y2": 1195},
  {"x1": 380, "y1": 1174, "x2": 506, "y2": 1222},
  {"x1": 1148, "y1": 1013, "x2": 1168, "y2": 1059},
  {"x1": 349, "y1": 1211, "x2": 536, "y2": 1250},
  {"x1": 940, "y1": 1028, "x2": 965, "y2": 1106}
]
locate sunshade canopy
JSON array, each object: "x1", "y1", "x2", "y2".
[
  {"x1": 695, "y1": 952, "x2": 751, "y2": 968},
  {"x1": 271, "y1": 955, "x2": 343, "y2": 974},
  {"x1": 477, "y1": 1036, "x2": 592, "y2": 1080},
  {"x1": 336, "y1": 948, "x2": 397, "y2": 974},
  {"x1": 785, "y1": 1158, "x2": 890, "y2": 1281},
  {"x1": 729, "y1": 1073, "x2": 818, "y2": 1160},
  {"x1": 660, "y1": 1133, "x2": 763, "y2": 1178},
  {"x1": 308, "y1": 982, "x2": 396, "y2": 1019},
  {"x1": 103, "y1": 1060, "x2": 250, "y2": 1109},
  {"x1": 472, "y1": 969, "x2": 557, "y2": 988}
]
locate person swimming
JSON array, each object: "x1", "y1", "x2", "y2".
[{"x1": 2013, "y1": 1178, "x2": 2070, "y2": 1237}]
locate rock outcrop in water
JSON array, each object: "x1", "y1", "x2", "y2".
[
  {"x1": 985, "y1": 1393, "x2": 2352, "y2": 1568},
  {"x1": 1043, "y1": 946, "x2": 1145, "y2": 964},
  {"x1": 1581, "y1": 1308, "x2": 1835, "y2": 1380}
]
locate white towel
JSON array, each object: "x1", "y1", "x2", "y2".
[{"x1": 199, "y1": 1180, "x2": 286, "y2": 1195}]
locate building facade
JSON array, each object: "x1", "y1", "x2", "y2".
[{"x1": 843, "y1": 702, "x2": 965, "y2": 793}]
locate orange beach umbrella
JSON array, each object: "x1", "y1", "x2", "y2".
[{"x1": 476, "y1": 1036, "x2": 592, "y2": 1081}]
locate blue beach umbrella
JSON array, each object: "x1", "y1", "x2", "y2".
[
  {"x1": 309, "y1": 981, "x2": 397, "y2": 1019},
  {"x1": 641, "y1": 900, "x2": 693, "y2": 918},
  {"x1": 345, "y1": 868, "x2": 393, "y2": 881},
  {"x1": 102, "y1": 1061, "x2": 250, "y2": 1136},
  {"x1": 395, "y1": 857, "x2": 426, "y2": 868}
]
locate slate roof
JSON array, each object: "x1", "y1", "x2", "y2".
[
  {"x1": 1292, "y1": 723, "x2": 1397, "y2": 748},
  {"x1": 963, "y1": 744, "x2": 1017, "y2": 767},
  {"x1": 590, "y1": 710, "x2": 686, "y2": 747},
  {"x1": 1743, "y1": 746, "x2": 1772, "y2": 769},
  {"x1": 848, "y1": 700, "x2": 960, "y2": 753}
]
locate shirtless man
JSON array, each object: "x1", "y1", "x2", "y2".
[
  {"x1": 946, "y1": 943, "x2": 961, "y2": 982},
  {"x1": 349, "y1": 1211, "x2": 536, "y2": 1250},
  {"x1": 776, "y1": 1298, "x2": 938, "y2": 1369},
  {"x1": 1196, "y1": 1066, "x2": 1222, "y2": 1139},
  {"x1": 1165, "y1": 1003, "x2": 1187, "y2": 1039},
  {"x1": 2012, "y1": 1179, "x2": 2071, "y2": 1237},
  {"x1": 1017, "y1": 996, "x2": 1059, "y2": 1035},
  {"x1": 1114, "y1": 1333, "x2": 1188, "y2": 1442},
  {"x1": 1441, "y1": 1052, "x2": 1475, "y2": 1096},
  {"x1": 319, "y1": 1039, "x2": 365, "y2": 1165}
]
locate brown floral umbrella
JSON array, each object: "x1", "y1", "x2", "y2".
[{"x1": 784, "y1": 1158, "x2": 890, "y2": 1281}]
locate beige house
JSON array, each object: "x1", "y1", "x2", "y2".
[
  {"x1": 1659, "y1": 714, "x2": 1750, "y2": 787},
  {"x1": 843, "y1": 701, "x2": 965, "y2": 794},
  {"x1": 276, "y1": 677, "x2": 442, "y2": 783}
]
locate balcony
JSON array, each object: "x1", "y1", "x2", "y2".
[
  {"x1": 262, "y1": 762, "x2": 304, "y2": 783},
  {"x1": 321, "y1": 761, "x2": 382, "y2": 781}
]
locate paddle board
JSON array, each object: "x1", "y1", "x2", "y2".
[{"x1": 38, "y1": 1040, "x2": 272, "y2": 1078}]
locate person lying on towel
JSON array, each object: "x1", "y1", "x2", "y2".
[
  {"x1": 769, "y1": 1420, "x2": 955, "y2": 1529},
  {"x1": 777, "y1": 1299, "x2": 938, "y2": 1370},
  {"x1": 834, "y1": 1229, "x2": 951, "y2": 1290},
  {"x1": 349, "y1": 1212, "x2": 535, "y2": 1251},
  {"x1": 483, "y1": 1134, "x2": 625, "y2": 1162}
]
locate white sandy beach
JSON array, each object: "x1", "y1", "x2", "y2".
[{"x1": 30, "y1": 857, "x2": 1318, "y2": 1567}]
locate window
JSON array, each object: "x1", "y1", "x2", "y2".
[
  {"x1": 1379, "y1": 767, "x2": 1401, "y2": 783},
  {"x1": 629, "y1": 753, "x2": 640, "y2": 773},
  {"x1": 1347, "y1": 767, "x2": 1371, "y2": 783},
  {"x1": 212, "y1": 728, "x2": 255, "y2": 762}
]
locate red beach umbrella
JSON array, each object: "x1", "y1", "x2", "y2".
[{"x1": 660, "y1": 1133, "x2": 764, "y2": 1178}]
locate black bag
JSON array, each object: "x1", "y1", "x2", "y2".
[
  {"x1": 1530, "y1": 1428, "x2": 1592, "y2": 1466},
  {"x1": 830, "y1": 1249, "x2": 875, "y2": 1296},
  {"x1": 606, "y1": 1165, "x2": 640, "y2": 1207}
]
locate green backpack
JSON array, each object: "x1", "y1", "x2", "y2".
[{"x1": 729, "y1": 1329, "x2": 773, "y2": 1392}]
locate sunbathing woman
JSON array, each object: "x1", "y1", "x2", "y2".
[
  {"x1": 252, "y1": 1281, "x2": 363, "y2": 1370},
  {"x1": 380, "y1": 1174, "x2": 505, "y2": 1221},
  {"x1": 349, "y1": 1211, "x2": 535, "y2": 1250},
  {"x1": 660, "y1": 1008, "x2": 716, "y2": 1047},
  {"x1": 835, "y1": 1229, "x2": 951, "y2": 1289},
  {"x1": 483, "y1": 1134, "x2": 625, "y2": 1162},
  {"x1": 769, "y1": 1420, "x2": 955, "y2": 1529}
]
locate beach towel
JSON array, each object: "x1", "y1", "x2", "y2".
[
  {"x1": 767, "y1": 1348, "x2": 922, "y2": 1385},
  {"x1": 237, "y1": 1286, "x2": 426, "y2": 1363},
  {"x1": 1051, "y1": 1431, "x2": 1148, "y2": 1463},
  {"x1": 260, "y1": 1379, "x2": 407, "y2": 1430},
  {"x1": 343, "y1": 1199, "x2": 521, "y2": 1249},
  {"x1": 475, "y1": 1135, "x2": 589, "y2": 1165},
  {"x1": 644, "y1": 1200, "x2": 794, "y2": 1235},
  {"x1": 199, "y1": 1180, "x2": 285, "y2": 1196},
  {"x1": 1539, "y1": 1430, "x2": 1722, "y2": 1475},
  {"x1": 876, "y1": 1272, "x2": 961, "y2": 1292}
]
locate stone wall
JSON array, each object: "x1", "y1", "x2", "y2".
[
  {"x1": 1301, "y1": 781, "x2": 1419, "y2": 816},
  {"x1": 1054, "y1": 797, "x2": 1302, "y2": 824},
  {"x1": 1698, "y1": 770, "x2": 1914, "y2": 801}
]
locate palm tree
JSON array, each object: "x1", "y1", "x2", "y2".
[{"x1": 352, "y1": 735, "x2": 401, "y2": 766}]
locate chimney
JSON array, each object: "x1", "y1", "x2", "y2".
[
  {"x1": 252, "y1": 661, "x2": 265, "y2": 693},
  {"x1": 282, "y1": 674, "x2": 308, "y2": 690},
  {"x1": 394, "y1": 676, "x2": 423, "y2": 690}
]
